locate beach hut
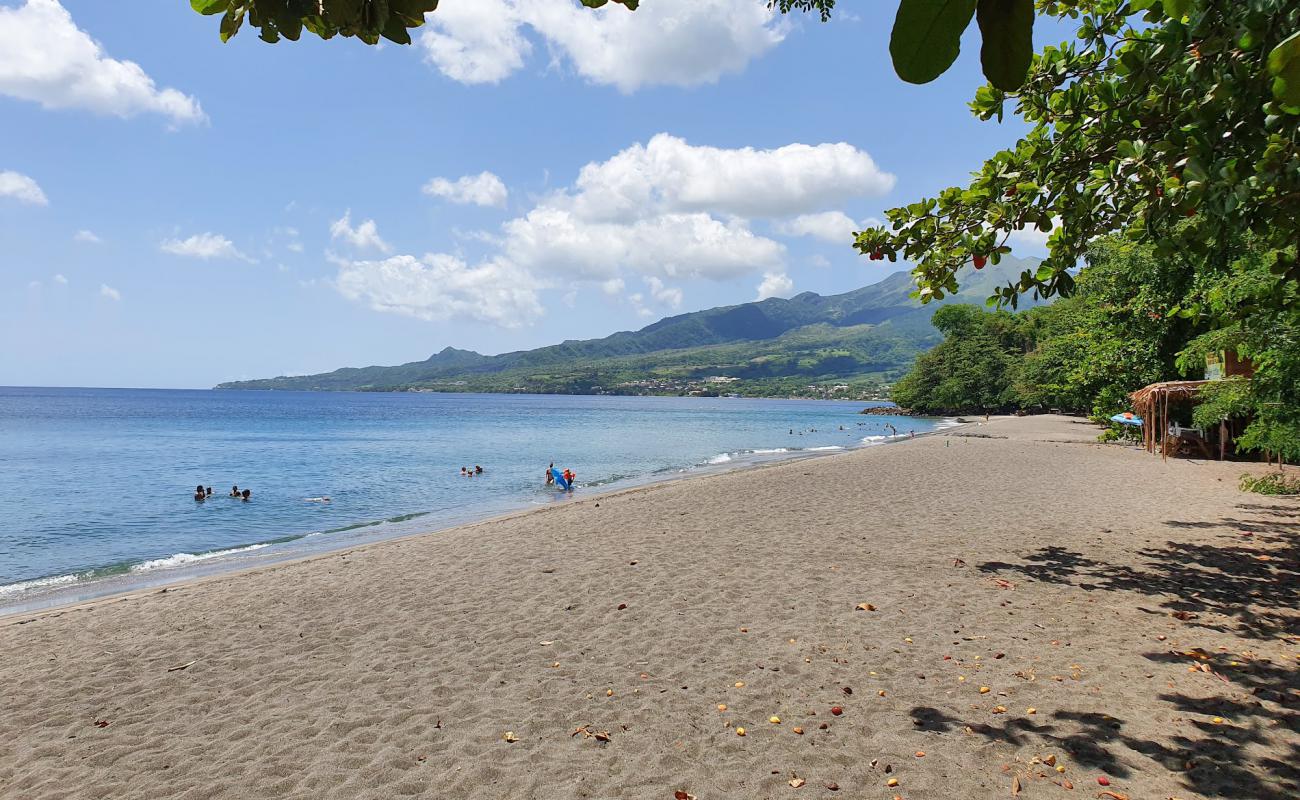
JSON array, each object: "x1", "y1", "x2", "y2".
[
  {"x1": 1129, "y1": 348, "x2": 1257, "y2": 460},
  {"x1": 1129, "y1": 380, "x2": 1213, "y2": 459}
]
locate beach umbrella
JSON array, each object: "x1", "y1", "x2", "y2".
[{"x1": 1109, "y1": 412, "x2": 1143, "y2": 426}]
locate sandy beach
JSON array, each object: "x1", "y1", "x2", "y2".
[{"x1": 2, "y1": 415, "x2": 1296, "y2": 800}]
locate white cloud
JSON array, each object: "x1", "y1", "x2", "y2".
[
  {"x1": 330, "y1": 210, "x2": 392, "y2": 254},
  {"x1": 423, "y1": 171, "x2": 509, "y2": 207},
  {"x1": 420, "y1": 0, "x2": 785, "y2": 92},
  {"x1": 644, "y1": 276, "x2": 683, "y2": 309},
  {"x1": 73, "y1": 229, "x2": 101, "y2": 243},
  {"x1": 335, "y1": 253, "x2": 542, "y2": 327},
  {"x1": 160, "y1": 232, "x2": 251, "y2": 261},
  {"x1": 570, "y1": 134, "x2": 893, "y2": 219},
  {"x1": 286, "y1": 241, "x2": 304, "y2": 253},
  {"x1": 1007, "y1": 224, "x2": 1053, "y2": 253},
  {"x1": 99, "y1": 283, "x2": 120, "y2": 301},
  {"x1": 504, "y1": 207, "x2": 784, "y2": 281},
  {"x1": 0, "y1": 0, "x2": 204, "y2": 125},
  {"x1": 53, "y1": 273, "x2": 67, "y2": 284},
  {"x1": 777, "y1": 211, "x2": 860, "y2": 243},
  {"x1": 0, "y1": 170, "x2": 48, "y2": 205},
  {"x1": 756, "y1": 271, "x2": 794, "y2": 300},
  {"x1": 27, "y1": 280, "x2": 41, "y2": 290},
  {"x1": 333, "y1": 133, "x2": 893, "y2": 327}
]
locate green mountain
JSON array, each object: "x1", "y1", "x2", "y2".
[{"x1": 216, "y1": 257, "x2": 1040, "y2": 397}]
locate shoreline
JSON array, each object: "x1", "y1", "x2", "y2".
[{"x1": 0, "y1": 416, "x2": 964, "y2": 620}]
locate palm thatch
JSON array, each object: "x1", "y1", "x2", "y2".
[{"x1": 1129, "y1": 380, "x2": 1211, "y2": 457}]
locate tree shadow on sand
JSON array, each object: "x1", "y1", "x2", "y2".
[
  {"x1": 977, "y1": 504, "x2": 1300, "y2": 640},
  {"x1": 957, "y1": 500, "x2": 1300, "y2": 798}
]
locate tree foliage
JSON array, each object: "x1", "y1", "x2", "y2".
[
  {"x1": 857, "y1": 0, "x2": 1300, "y2": 310},
  {"x1": 196, "y1": 0, "x2": 1034, "y2": 90},
  {"x1": 895, "y1": 233, "x2": 1298, "y2": 463}
]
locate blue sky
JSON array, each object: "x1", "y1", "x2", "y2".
[{"x1": 1, "y1": 0, "x2": 1061, "y2": 388}]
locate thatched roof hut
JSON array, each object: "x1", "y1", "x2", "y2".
[{"x1": 1129, "y1": 380, "x2": 1211, "y2": 457}]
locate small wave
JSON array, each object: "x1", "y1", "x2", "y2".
[
  {"x1": 805, "y1": 445, "x2": 845, "y2": 452},
  {"x1": 751, "y1": 448, "x2": 790, "y2": 454},
  {"x1": 0, "y1": 573, "x2": 81, "y2": 599},
  {"x1": 131, "y1": 543, "x2": 271, "y2": 573},
  {"x1": 707, "y1": 453, "x2": 734, "y2": 465}
]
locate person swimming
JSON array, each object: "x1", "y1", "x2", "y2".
[
  {"x1": 205, "y1": 487, "x2": 213, "y2": 498},
  {"x1": 461, "y1": 467, "x2": 468, "y2": 477},
  {"x1": 241, "y1": 488, "x2": 251, "y2": 501},
  {"x1": 194, "y1": 485, "x2": 205, "y2": 502},
  {"x1": 545, "y1": 462, "x2": 555, "y2": 485},
  {"x1": 562, "y1": 468, "x2": 575, "y2": 488},
  {"x1": 474, "y1": 465, "x2": 483, "y2": 475},
  {"x1": 230, "y1": 485, "x2": 239, "y2": 497}
]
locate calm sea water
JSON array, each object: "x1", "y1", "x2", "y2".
[{"x1": 0, "y1": 387, "x2": 943, "y2": 610}]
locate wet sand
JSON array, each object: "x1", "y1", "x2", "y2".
[{"x1": 2, "y1": 415, "x2": 1296, "y2": 799}]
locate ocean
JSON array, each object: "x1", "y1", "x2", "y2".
[{"x1": 0, "y1": 387, "x2": 945, "y2": 612}]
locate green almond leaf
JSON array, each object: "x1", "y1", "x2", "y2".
[
  {"x1": 219, "y1": 7, "x2": 245, "y2": 42},
  {"x1": 381, "y1": 14, "x2": 412, "y2": 44},
  {"x1": 890, "y1": 0, "x2": 977, "y2": 85},
  {"x1": 191, "y1": 0, "x2": 230, "y2": 16},
  {"x1": 323, "y1": 0, "x2": 365, "y2": 27},
  {"x1": 1164, "y1": 0, "x2": 1192, "y2": 20},
  {"x1": 1266, "y1": 31, "x2": 1300, "y2": 110},
  {"x1": 976, "y1": 0, "x2": 1033, "y2": 91}
]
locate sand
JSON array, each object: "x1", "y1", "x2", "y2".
[{"x1": 1, "y1": 415, "x2": 1297, "y2": 800}]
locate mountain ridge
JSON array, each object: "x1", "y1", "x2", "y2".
[{"x1": 217, "y1": 258, "x2": 1038, "y2": 395}]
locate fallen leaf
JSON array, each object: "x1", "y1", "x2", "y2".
[
  {"x1": 1097, "y1": 776, "x2": 1110, "y2": 786},
  {"x1": 674, "y1": 792, "x2": 695, "y2": 800},
  {"x1": 735, "y1": 681, "x2": 745, "y2": 688},
  {"x1": 855, "y1": 603, "x2": 877, "y2": 612},
  {"x1": 979, "y1": 686, "x2": 991, "y2": 694},
  {"x1": 1027, "y1": 707, "x2": 1037, "y2": 715},
  {"x1": 717, "y1": 704, "x2": 728, "y2": 712},
  {"x1": 617, "y1": 603, "x2": 628, "y2": 611},
  {"x1": 736, "y1": 727, "x2": 746, "y2": 737},
  {"x1": 830, "y1": 706, "x2": 843, "y2": 716},
  {"x1": 842, "y1": 687, "x2": 853, "y2": 695},
  {"x1": 789, "y1": 777, "x2": 806, "y2": 788},
  {"x1": 167, "y1": 660, "x2": 197, "y2": 672},
  {"x1": 93, "y1": 719, "x2": 110, "y2": 728},
  {"x1": 502, "y1": 731, "x2": 519, "y2": 743},
  {"x1": 886, "y1": 778, "x2": 899, "y2": 787},
  {"x1": 1098, "y1": 792, "x2": 1130, "y2": 800},
  {"x1": 1012, "y1": 775, "x2": 1021, "y2": 795},
  {"x1": 993, "y1": 705, "x2": 1008, "y2": 714},
  {"x1": 1043, "y1": 755, "x2": 1056, "y2": 766},
  {"x1": 825, "y1": 782, "x2": 839, "y2": 791},
  {"x1": 792, "y1": 727, "x2": 804, "y2": 735},
  {"x1": 1171, "y1": 611, "x2": 1197, "y2": 621},
  {"x1": 769, "y1": 716, "x2": 782, "y2": 724},
  {"x1": 915, "y1": 751, "x2": 926, "y2": 758}
]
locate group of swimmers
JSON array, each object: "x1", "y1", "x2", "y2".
[
  {"x1": 460, "y1": 465, "x2": 484, "y2": 477},
  {"x1": 194, "y1": 484, "x2": 251, "y2": 502},
  {"x1": 544, "y1": 462, "x2": 576, "y2": 489}
]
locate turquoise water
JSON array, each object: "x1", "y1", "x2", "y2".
[{"x1": 0, "y1": 387, "x2": 942, "y2": 609}]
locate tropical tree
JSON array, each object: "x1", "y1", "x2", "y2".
[{"x1": 855, "y1": 0, "x2": 1300, "y2": 310}]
